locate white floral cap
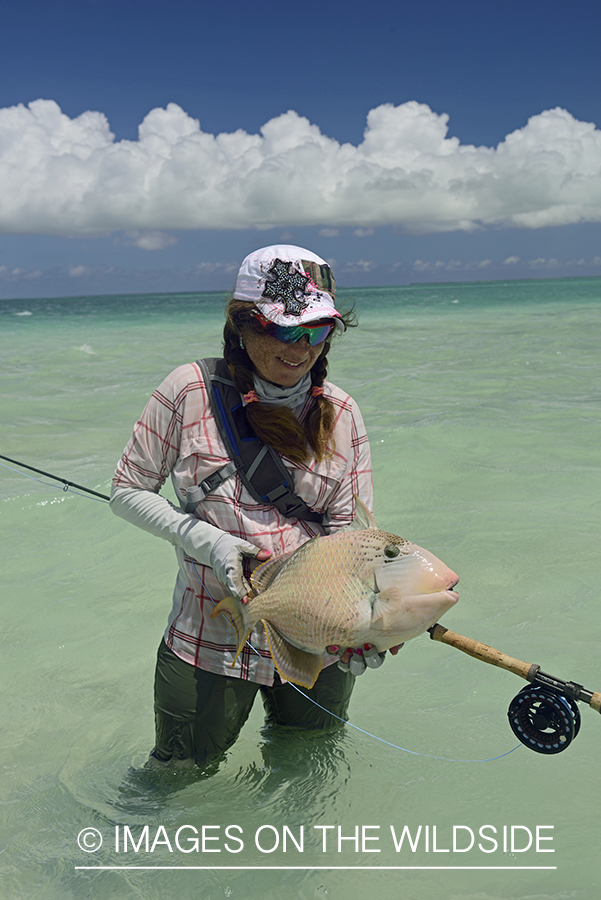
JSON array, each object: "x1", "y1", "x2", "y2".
[{"x1": 233, "y1": 245, "x2": 345, "y2": 332}]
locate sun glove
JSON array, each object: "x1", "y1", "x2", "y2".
[{"x1": 110, "y1": 484, "x2": 263, "y2": 598}]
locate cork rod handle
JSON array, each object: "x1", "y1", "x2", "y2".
[{"x1": 429, "y1": 624, "x2": 537, "y2": 681}]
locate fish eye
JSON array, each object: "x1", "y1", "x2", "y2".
[{"x1": 384, "y1": 544, "x2": 400, "y2": 558}]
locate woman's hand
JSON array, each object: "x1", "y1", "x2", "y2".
[
  {"x1": 210, "y1": 536, "x2": 272, "y2": 600},
  {"x1": 326, "y1": 642, "x2": 404, "y2": 675},
  {"x1": 240, "y1": 549, "x2": 272, "y2": 605}
]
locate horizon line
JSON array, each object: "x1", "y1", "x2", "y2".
[{"x1": 1, "y1": 271, "x2": 600, "y2": 305}]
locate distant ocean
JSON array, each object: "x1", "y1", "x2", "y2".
[{"x1": 1, "y1": 277, "x2": 600, "y2": 900}]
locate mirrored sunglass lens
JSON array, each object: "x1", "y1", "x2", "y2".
[
  {"x1": 306, "y1": 324, "x2": 333, "y2": 345},
  {"x1": 264, "y1": 322, "x2": 332, "y2": 345}
]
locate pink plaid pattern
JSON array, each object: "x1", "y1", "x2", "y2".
[{"x1": 113, "y1": 362, "x2": 373, "y2": 685}]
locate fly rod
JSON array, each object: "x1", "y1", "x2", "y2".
[{"x1": 0, "y1": 453, "x2": 110, "y2": 501}]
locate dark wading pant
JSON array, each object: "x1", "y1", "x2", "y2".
[{"x1": 151, "y1": 640, "x2": 356, "y2": 767}]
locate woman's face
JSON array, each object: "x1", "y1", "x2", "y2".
[{"x1": 242, "y1": 328, "x2": 324, "y2": 386}]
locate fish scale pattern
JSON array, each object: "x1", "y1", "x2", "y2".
[{"x1": 249, "y1": 529, "x2": 409, "y2": 650}]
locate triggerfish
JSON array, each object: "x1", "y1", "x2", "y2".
[{"x1": 211, "y1": 498, "x2": 459, "y2": 689}]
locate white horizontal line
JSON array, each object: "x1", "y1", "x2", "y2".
[{"x1": 75, "y1": 865, "x2": 558, "y2": 871}]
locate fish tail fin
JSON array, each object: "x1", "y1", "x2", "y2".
[{"x1": 211, "y1": 597, "x2": 254, "y2": 666}]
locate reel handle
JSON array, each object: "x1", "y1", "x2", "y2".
[{"x1": 429, "y1": 624, "x2": 538, "y2": 681}]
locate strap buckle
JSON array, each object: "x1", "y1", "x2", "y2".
[{"x1": 182, "y1": 460, "x2": 238, "y2": 512}]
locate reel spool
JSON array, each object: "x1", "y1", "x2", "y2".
[{"x1": 507, "y1": 685, "x2": 581, "y2": 754}]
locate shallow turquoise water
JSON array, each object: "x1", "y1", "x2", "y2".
[{"x1": 1, "y1": 278, "x2": 600, "y2": 900}]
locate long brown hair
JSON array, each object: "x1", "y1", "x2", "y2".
[{"x1": 223, "y1": 299, "x2": 356, "y2": 464}]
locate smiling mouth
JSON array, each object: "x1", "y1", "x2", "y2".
[{"x1": 278, "y1": 357, "x2": 306, "y2": 367}]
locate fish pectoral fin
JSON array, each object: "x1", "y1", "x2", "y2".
[
  {"x1": 370, "y1": 587, "x2": 405, "y2": 631},
  {"x1": 370, "y1": 588, "x2": 457, "y2": 643},
  {"x1": 370, "y1": 587, "x2": 424, "y2": 641},
  {"x1": 211, "y1": 596, "x2": 254, "y2": 666},
  {"x1": 261, "y1": 620, "x2": 324, "y2": 690}
]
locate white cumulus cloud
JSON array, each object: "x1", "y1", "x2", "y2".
[{"x1": 1, "y1": 99, "x2": 601, "y2": 236}]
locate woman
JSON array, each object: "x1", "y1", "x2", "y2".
[{"x1": 110, "y1": 245, "x2": 374, "y2": 767}]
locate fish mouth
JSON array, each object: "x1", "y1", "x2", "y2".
[{"x1": 446, "y1": 576, "x2": 459, "y2": 601}]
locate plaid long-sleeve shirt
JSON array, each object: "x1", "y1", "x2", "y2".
[{"x1": 113, "y1": 361, "x2": 373, "y2": 685}]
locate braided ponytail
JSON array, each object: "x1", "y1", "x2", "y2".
[{"x1": 305, "y1": 345, "x2": 336, "y2": 461}]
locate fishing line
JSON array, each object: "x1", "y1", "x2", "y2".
[
  {"x1": 190, "y1": 562, "x2": 521, "y2": 764},
  {"x1": 2, "y1": 456, "x2": 521, "y2": 760}
]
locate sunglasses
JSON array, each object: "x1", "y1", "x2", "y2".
[{"x1": 251, "y1": 312, "x2": 334, "y2": 346}]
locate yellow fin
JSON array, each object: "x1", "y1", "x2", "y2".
[
  {"x1": 211, "y1": 596, "x2": 254, "y2": 666},
  {"x1": 261, "y1": 620, "x2": 324, "y2": 689}
]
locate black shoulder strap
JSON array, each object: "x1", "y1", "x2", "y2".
[{"x1": 182, "y1": 358, "x2": 326, "y2": 525}]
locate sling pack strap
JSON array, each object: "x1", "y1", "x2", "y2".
[{"x1": 182, "y1": 358, "x2": 326, "y2": 526}]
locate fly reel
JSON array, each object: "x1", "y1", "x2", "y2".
[
  {"x1": 429, "y1": 623, "x2": 601, "y2": 755},
  {"x1": 507, "y1": 685, "x2": 581, "y2": 754}
]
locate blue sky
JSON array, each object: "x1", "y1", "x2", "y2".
[{"x1": 1, "y1": 0, "x2": 601, "y2": 298}]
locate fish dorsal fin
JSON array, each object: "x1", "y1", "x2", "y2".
[
  {"x1": 343, "y1": 495, "x2": 379, "y2": 532},
  {"x1": 250, "y1": 549, "x2": 296, "y2": 593},
  {"x1": 261, "y1": 620, "x2": 324, "y2": 689}
]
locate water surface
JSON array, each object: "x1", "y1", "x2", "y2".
[{"x1": 1, "y1": 278, "x2": 600, "y2": 899}]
